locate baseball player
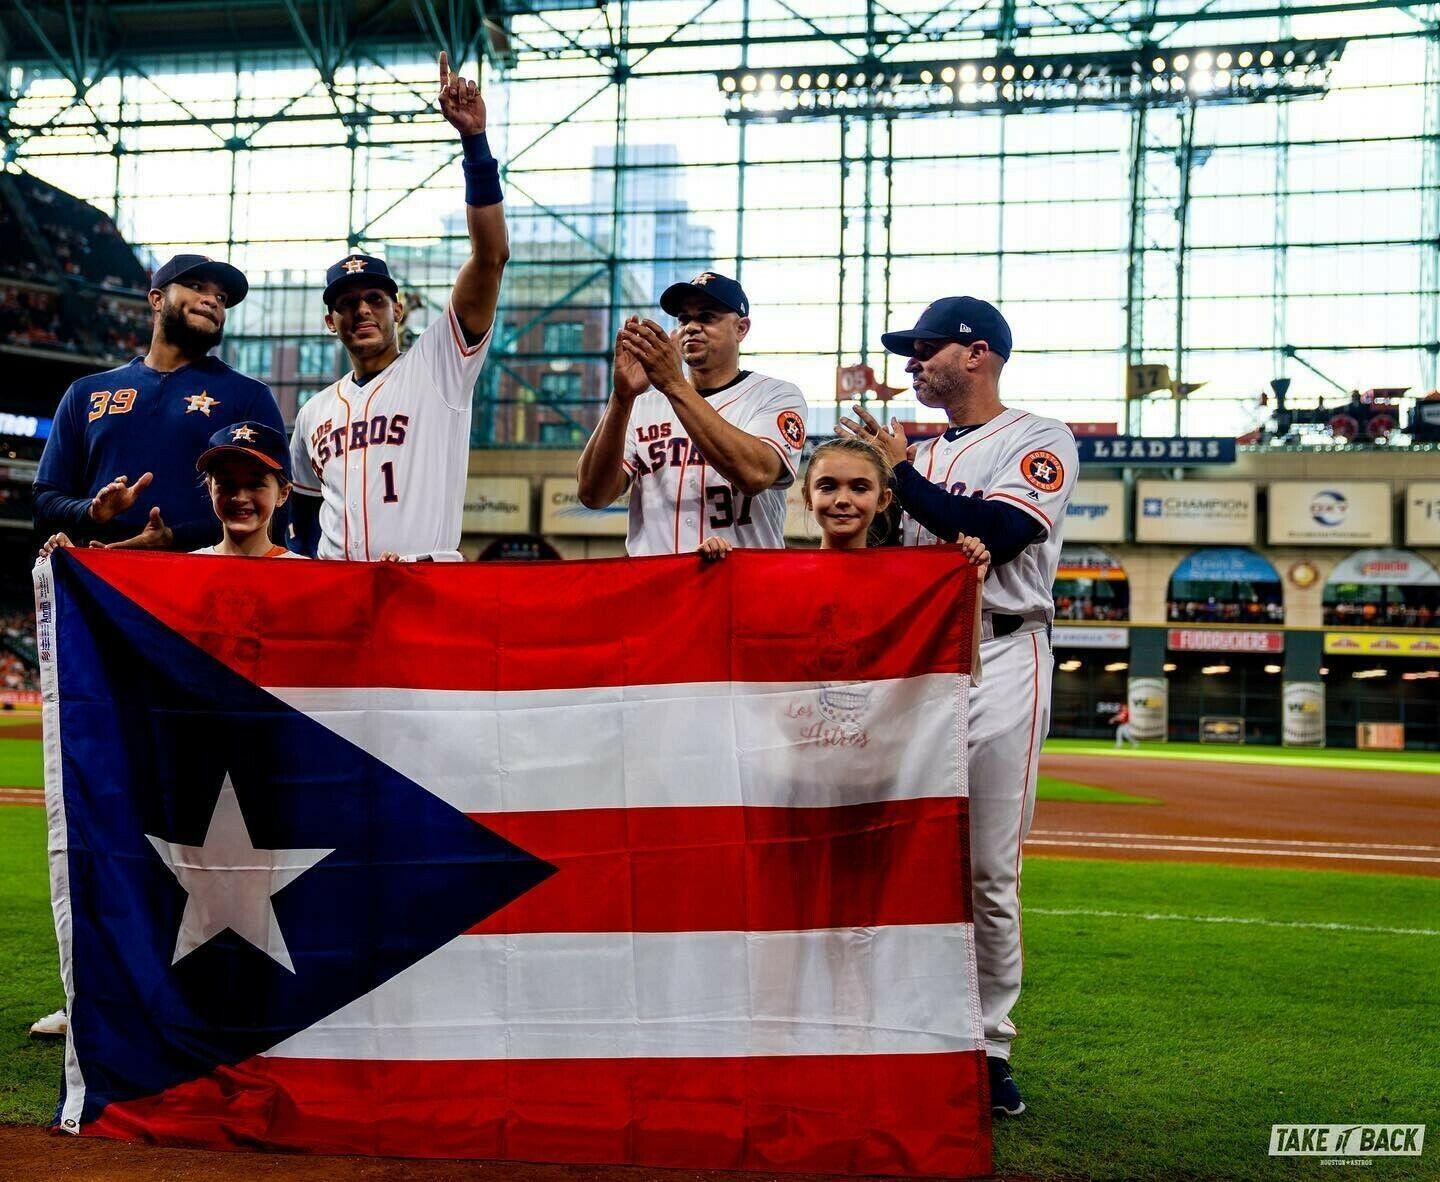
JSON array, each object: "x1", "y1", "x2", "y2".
[
  {"x1": 1111, "y1": 704, "x2": 1140, "y2": 748},
  {"x1": 575, "y1": 272, "x2": 807, "y2": 555},
  {"x1": 839, "y1": 296, "x2": 1077, "y2": 1118},
  {"x1": 289, "y1": 52, "x2": 506, "y2": 561},
  {"x1": 33, "y1": 254, "x2": 284, "y2": 552}
]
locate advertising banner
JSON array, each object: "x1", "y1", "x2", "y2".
[
  {"x1": 1167, "y1": 629, "x2": 1284, "y2": 653},
  {"x1": 1136, "y1": 481, "x2": 1256, "y2": 544},
  {"x1": 1267, "y1": 482, "x2": 1392, "y2": 546},
  {"x1": 461, "y1": 477, "x2": 532, "y2": 535},
  {"x1": 1326, "y1": 548, "x2": 1440, "y2": 587},
  {"x1": 1127, "y1": 676, "x2": 1168, "y2": 740},
  {"x1": 1199, "y1": 716, "x2": 1245, "y2": 744},
  {"x1": 1052, "y1": 626, "x2": 1130, "y2": 649},
  {"x1": 1405, "y1": 482, "x2": 1440, "y2": 546},
  {"x1": 1063, "y1": 481, "x2": 1126, "y2": 542},
  {"x1": 1323, "y1": 632, "x2": 1440, "y2": 657},
  {"x1": 540, "y1": 477, "x2": 630, "y2": 537},
  {"x1": 1282, "y1": 682, "x2": 1325, "y2": 747}
]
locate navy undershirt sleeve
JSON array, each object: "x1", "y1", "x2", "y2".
[
  {"x1": 289, "y1": 495, "x2": 321, "y2": 557},
  {"x1": 891, "y1": 460, "x2": 1044, "y2": 565}
]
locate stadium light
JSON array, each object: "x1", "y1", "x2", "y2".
[
  {"x1": 1351, "y1": 668, "x2": 1388, "y2": 679},
  {"x1": 1201, "y1": 664, "x2": 1231, "y2": 675},
  {"x1": 715, "y1": 38, "x2": 1346, "y2": 123},
  {"x1": 1104, "y1": 662, "x2": 1129, "y2": 672}
]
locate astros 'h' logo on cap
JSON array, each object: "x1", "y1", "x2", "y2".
[
  {"x1": 230, "y1": 424, "x2": 258, "y2": 443},
  {"x1": 690, "y1": 272, "x2": 717, "y2": 286},
  {"x1": 342, "y1": 257, "x2": 367, "y2": 274}
]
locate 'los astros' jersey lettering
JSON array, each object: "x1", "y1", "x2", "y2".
[
  {"x1": 903, "y1": 408, "x2": 1078, "y2": 618},
  {"x1": 290, "y1": 302, "x2": 491, "y2": 560},
  {"x1": 621, "y1": 372, "x2": 807, "y2": 556}
]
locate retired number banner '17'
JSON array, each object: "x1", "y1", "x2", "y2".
[{"x1": 35, "y1": 548, "x2": 987, "y2": 1177}]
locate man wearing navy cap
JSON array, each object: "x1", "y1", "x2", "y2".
[
  {"x1": 839, "y1": 295, "x2": 1079, "y2": 1119},
  {"x1": 576, "y1": 271, "x2": 808, "y2": 555},
  {"x1": 288, "y1": 52, "x2": 508, "y2": 562},
  {"x1": 33, "y1": 252, "x2": 285, "y2": 552}
]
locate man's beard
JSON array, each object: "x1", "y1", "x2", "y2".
[{"x1": 160, "y1": 304, "x2": 223, "y2": 356}]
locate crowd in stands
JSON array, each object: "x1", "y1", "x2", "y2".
[
  {"x1": 11, "y1": 174, "x2": 149, "y2": 291},
  {"x1": 1324, "y1": 599, "x2": 1437, "y2": 629},
  {"x1": 94, "y1": 294, "x2": 150, "y2": 357},
  {"x1": 1053, "y1": 594, "x2": 1128, "y2": 622},
  {"x1": 0, "y1": 609, "x2": 38, "y2": 693},
  {"x1": 0, "y1": 284, "x2": 65, "y2": 350},
  {"x1": 1167, "y1": 597, "x2": 1286, "y2": 624},
  {"x1": 0, "y1": 198, "x2": 45, "y2": 280}
]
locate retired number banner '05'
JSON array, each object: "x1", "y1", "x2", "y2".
[{"x1": 35, "y1": 548, "x2": 988, "y2": 1177}]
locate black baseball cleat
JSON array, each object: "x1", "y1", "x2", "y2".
[{"x1": 987, "y1": 1055, "x2": 1026, "y2": 1117}]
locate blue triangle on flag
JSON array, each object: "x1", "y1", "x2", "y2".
[{"x1": 48, "y1": 554, "x2": 556, "y2": 1124}]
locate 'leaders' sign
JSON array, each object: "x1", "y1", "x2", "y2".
[{"x1": 1077, "y1": 437, "x2": 1236, "y2": 465}]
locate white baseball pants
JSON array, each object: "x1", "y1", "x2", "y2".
[{"x1": 967, "y1": 625, "x2": 1053, "y2": 1060}]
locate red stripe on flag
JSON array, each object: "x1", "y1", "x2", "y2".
[
  {"x1": 83, "y1": 1051, "x2": 992, "y2": 1177},
  {"x1": 66, "y1": 548, "x2": 978, "y2": 691},
  {"x1": 469, "y1": 798, "x2": 971, "y2": 934}
]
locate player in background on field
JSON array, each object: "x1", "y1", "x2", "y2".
[
  {"x1": 39, "y1": 421, "x2": 304, "y2": 561},
  {"x1": 576, "y1": 272, "x2": 808, "y2": 556},
  {"x1": 289, "y1": 52, "x2": 507, "y2": 561},
  {"x1": 32, "y1": 254, "x2": 284, "y2": 552},
  {"x1": 698, "y1": 435, "x2": 991, "y2": 569},
  {"x1": 838, "y1": 296, "x2": 1078, "y2": 1120}
]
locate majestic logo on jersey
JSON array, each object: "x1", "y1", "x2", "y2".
[
  {"x1": 184, "y1": 392, "x2": 220, "y2": 416},
  {"x1": 342, "y1": 257, "x2": 367, "y2": 274},
  {"x1": 230, "y1": 425, "x2": 257, "y2": 443},
  {"x1": 1020, "y1": 449, "x2": 1064, "y2": 492},
  {"x1": 778, "y1": 410, "x2": 806, "y2": 450}
]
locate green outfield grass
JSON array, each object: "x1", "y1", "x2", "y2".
[
  {"x1": 2, "y1": 807, "x2": 1435, "y2": 1179},
  {"x1": 1035, "y1": 775, "x2": 1159, "y2": 805},
  {"x1": 1046, "y1": 737, "x2": 1440, "y2": 775},
  {"x1": 0, "y1": 739, "x2": 43, "y2": 790}
]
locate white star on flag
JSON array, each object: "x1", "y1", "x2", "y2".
[{"x1": 146, "y1": 776, "x2": 333, "y2": 973}]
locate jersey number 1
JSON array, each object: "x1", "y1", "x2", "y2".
[{"x1": 380, "y1": 461, "x2": 399, "y2": 504}]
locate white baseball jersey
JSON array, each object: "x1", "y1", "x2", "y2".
[
  {"x1": 902, "y1": 408, "x2": 1078, "y2": 618},
  {"x1": 621, "y1": 371, "x2": 807, "y2": 556},
  {"x1": 191, "y1": 545, "x2": 306, "y2": 559},
  {"x1": 290, "y1": 302, "x2": 490, "y2": 561}
]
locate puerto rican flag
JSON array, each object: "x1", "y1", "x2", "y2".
[{"x1": 35, "y1": 548, "x2": 988, "y2": 1176}]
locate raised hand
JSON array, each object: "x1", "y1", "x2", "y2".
[
  {"x1": 104, "y1": 506, "x2": 173, "y2": 551},
  {"x1": 619, "y1": 318, "x2": 686, "y2": 398},
  {"x1": 438, "y1": 51, "x2": 487, "y2": 136},
  {"x1": 87, "y1": 471, "x2": 154, "y2": 524},
  {"x1": 613, "y1": 318, "x2": 649, "y2": 401},
  {"x1": 836, "y1": 402, "x2": 908, "y2": 467}
]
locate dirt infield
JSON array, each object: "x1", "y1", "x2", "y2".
[
  {"x1": 0, "y1": 1127, "x2": 1031, "y2": 1182},
  {"x1": 1031, "y1": 752, "x2": 1440, "y2": 876}
]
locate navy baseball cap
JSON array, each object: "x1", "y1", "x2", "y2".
[
  {"x1": 323, "y1": 253, "x2": 399, "y2": 308},
  {"x1": 881, "y1": 296, "x2": 1012, "y2": 361},
  {"x1": 152, "y1": 253, "x2": 249, "y2": 306},
  {"x1": 660, "y1": 271, "x2": 750, "y2": 318},
  {"x1": 196, "y1": 420, "x2": 292, "y2": 481}
]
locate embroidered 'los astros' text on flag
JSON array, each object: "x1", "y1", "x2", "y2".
[{"x1": 36, "y1": 547, "x2": 987, "y2": 1176}]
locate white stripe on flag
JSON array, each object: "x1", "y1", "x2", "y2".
[
  {"x1": 271, "y1": 675, "x2": 965, "y2": 812},
  {"x1": 270, "y1": 924, "x2": 980, "y2": 1061}
]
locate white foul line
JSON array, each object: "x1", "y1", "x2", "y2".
[
  {"x1": 1027, "y1": 906, "x2": 1439, "y2": 938},
  {"x1": 1033, "y1": 828, "x2": 1440, "y2": 853},
  {"x1": 1025, "y1": 837, "x2": 1440, "y2": 864}
]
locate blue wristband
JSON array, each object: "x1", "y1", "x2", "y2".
[{"x1": 461, "y1": 133, "x2": 503, "y2": 207}]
